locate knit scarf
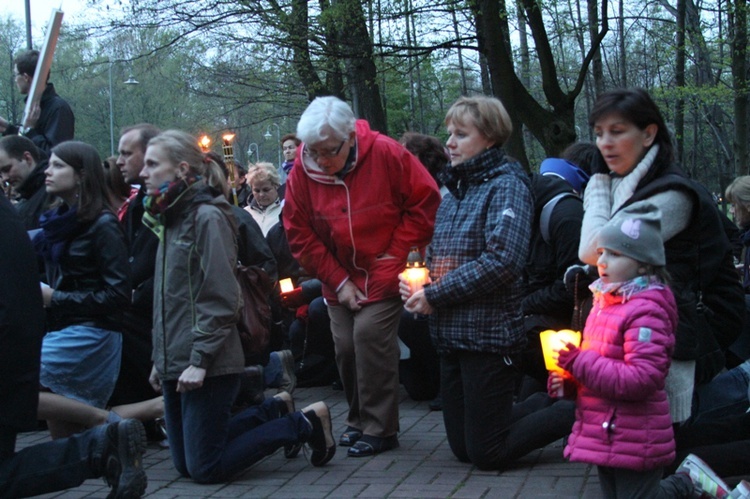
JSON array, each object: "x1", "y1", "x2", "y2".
[
  {"x1": 33, "y1": 204, "x2": 83, "y2": 264},
  {"x1": 610, "y1": 144, "x2": 659, "y2": 214},
  {"x1": 142, "y1": 175, "x2": 200, "y2": 241},
  {"x1": 590, "y1": 275, "x2": 665, "y2": 306}
]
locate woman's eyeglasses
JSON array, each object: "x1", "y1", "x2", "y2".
[{"x1": 305, "y1": 140, "x2": 346, "y2": 160}]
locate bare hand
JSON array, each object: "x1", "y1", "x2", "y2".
[
  {"x1": 176, "y1": 365, "x2": 206, "y2": 393},
  {"x1": 40, "y1": 283, "x2": 53, "y2": 307},
  {"x1": 0, "y1": 116, "x2": 8, "y2": 133},
  {"x1": 398, "y1": 273, "x2": 412, "y2": 302},
  {"x1": 337, "y1": 280, "x2": 365, "y2": 311},
  {"x1": 149, "y1": 365, "x2": 163, "y2": 393},
  {"x1": 24, "y1": 103, "x2": 40, "y2": 129},
  {"x1": 404, "y1": 289, "x2": 434, "y2": 315},
  {"x1": 547, "y1": 371, "x2": 564, "y2": 396},
  {"x1": 398, "y1": 271, "x2": 432, "y2": 302}
]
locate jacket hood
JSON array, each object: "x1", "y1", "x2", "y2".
[
  {"x1": 298, "y1": 120, "x2": 377, "y2": 185},
  {"x1": 163, "y1": 181, "x2": 234, "y2": 229}
]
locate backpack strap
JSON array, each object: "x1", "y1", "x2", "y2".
[{"x1": 540, "y1": 192, "x2": 579, "y2": 245}]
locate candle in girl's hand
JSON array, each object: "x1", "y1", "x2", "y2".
[
  {"x1": 279, "y1": 278, "x2": 294, "y2": 294},
  {"x1": 540, "y1": 329, "x2": 581, "y2": 397}
]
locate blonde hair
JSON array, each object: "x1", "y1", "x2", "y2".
[
  {"x1": 726, "y1": 176, "x2": 750, "y2": 227},
  {"x1": 726, "y1": 176, "x2": 750, "y2": 208},
  {"x1": 147, "y1": 130, "x2": 226, "y2": 195},
  {"x1": 247, "y1": 162, "x2": 280, "y2": 187},
  {"x1": 444, "y1": 96, "x2": 513, "y2": 147}
]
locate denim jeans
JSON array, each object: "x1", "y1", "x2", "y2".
[
  {"x1": 441, "y1": 350, "x2": 575, "y2": 470},
  {"x1": 0, "y1": 423, "x2": 106, "y2": 497},
  {"x1": 691, "y1": 359, "x2": 750, "y2": 424},
  {"x1": 161, "y1": 373, "x2": 311, "y2": 483}
]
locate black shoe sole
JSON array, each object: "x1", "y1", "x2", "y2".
[
  {"x1": 106, "y1": 420, "x2": 148, "y2": 499},
  {"x1": 304, "y1": 405, "x2": 336, "y2": 466}
]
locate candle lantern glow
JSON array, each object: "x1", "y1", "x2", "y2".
[
  {"x1": 279, "y1": 278, "x2": 295, "y2": 294},
  {"x1": 404, "y1": 247, "x2": 429, "y2": 296},
  {"x1": 198, "y1": 135, "x2": 212, "y2": 152},
  {"x1": 539, "y1": 329, "x2": 582, "y2": 396}
]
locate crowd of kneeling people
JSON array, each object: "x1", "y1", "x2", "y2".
[{"x1": 1, "y1": 87, "x2": 750, "y2": 498}]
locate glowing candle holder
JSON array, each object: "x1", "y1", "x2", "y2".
[
  {"x1": 539, "y1": 329, "x2": 582, "y2": 397},
  {"x1": 404, "y1": 247, "x2": 429, "y2": 296},
  {"x1": 198, "y1": 135, "x2": 212, "y2": 153},
  {"x1": 279, "y1": 278, "x2": 294, "y2": 295}
]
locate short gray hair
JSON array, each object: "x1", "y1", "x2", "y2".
[{"x1": 296, "y1": 96, "x2": 356, "y2": 144}]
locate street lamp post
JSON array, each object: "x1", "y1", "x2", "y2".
[
  {"x1": 247, "y1": 143, "x2": 259, "y2": 164},
  {"x1": 109, "y1": 61, "x2": 139, "y2": 156},
  {"x1": 263, "y1": 123, "x2": 282, "y2": 172}
]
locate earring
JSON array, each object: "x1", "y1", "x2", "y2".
[{"x1": 638, "y1": 267, "x2": 647, "y2": 275}]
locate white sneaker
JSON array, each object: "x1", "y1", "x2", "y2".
[
  {"x1": 729, "y1": 480, "x2": 750, "y2": 499},
  {"x1": 677, "y1": 453, "x2": 731, "y2": 499}
]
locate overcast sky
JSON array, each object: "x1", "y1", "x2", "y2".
[{"x1": 6, "y1": 0, "x2": 87, "y2": 40}]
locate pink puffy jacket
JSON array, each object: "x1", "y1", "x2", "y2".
[{"x1": 565, "y1": 283, "x2": 678, "y2": 471}]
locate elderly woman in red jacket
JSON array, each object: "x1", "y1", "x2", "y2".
[{"x1": 283, "y1": 96, "x2": 441, "y2": 457}]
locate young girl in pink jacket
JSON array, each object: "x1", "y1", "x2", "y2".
[{"x1": 550, "y1": 204, "x2": 731, "y2": 498}]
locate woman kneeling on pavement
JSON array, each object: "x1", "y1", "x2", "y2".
[
  {"x1": 402, "y1": 96, "x2": 547, "y2": 469},
  {"x1": 142, "y1": 130, "x2": 334, "y2": 483}
]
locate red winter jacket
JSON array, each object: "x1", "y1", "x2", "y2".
[
  {"x1": 283, "y1": 120, "x2": 441, "y2": 305},
  {"x1": 565, "y1": 281, "x2": 678, "y2": 471}
]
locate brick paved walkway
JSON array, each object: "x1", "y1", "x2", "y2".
[{"x1": 18, "y1": 386, "x2": 603, "y2": 498}]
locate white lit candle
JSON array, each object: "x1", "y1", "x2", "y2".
[
  {"x1": 279, "y1": 278, "x2": 294, "y2": 294},
  {"x1": 404, "y1": 247, "x2": 429, "y2": 296}
]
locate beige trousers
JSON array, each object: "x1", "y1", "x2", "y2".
[{"x1": 328, "y1": 297, "x2": 403, "y2": 437}]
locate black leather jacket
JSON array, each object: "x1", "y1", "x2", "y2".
[{"x1": 45, "y1": 210, "x2": 131, "y2": 332}]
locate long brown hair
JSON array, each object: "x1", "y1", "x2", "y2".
[
  {"x1": 588, "y1": 88, "x2": 674, "y2": 174},
  {"x1": 50, "y1": 141, "x2": 115, "y2": 223}
]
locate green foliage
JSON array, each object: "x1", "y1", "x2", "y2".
[{"x1": 2, "y1": 0, "x2": 746, "y2": 185}]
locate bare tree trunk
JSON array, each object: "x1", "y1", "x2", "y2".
[
  {"x1": 730, "y1": 0, "x2": 748, "y2": 174},
  {"x1": 472, "y1": 0, "x2": 608, "y2": 165},
  {"x1": 450, "y1": 0, "x2": 468, "y2": 95},
  {"x1": 517, "y1": 0, "x2": 530, "y2": 88},
  {"x1": 405, "y1": 0, "x2": 415, "y2": 130},
  {"x1": 333, "y1": 0, "x2": 387, "y2": 132},
  {"x1": 409, "y1": 4, "x2": 425, "y2": 132},
  {"x1": 617, "y1": 0, "x2": 626, "y2": 87},
  {"x1": 675, "y1": 0, "x2": 686, "y2": 163},
  {"x1": 585, "y1": 0, "x2": 603, "y2": 93}
]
